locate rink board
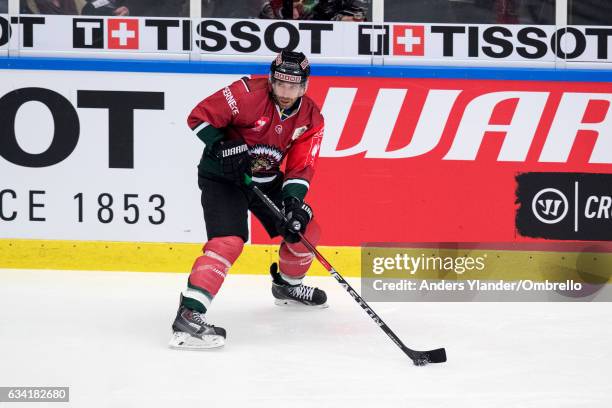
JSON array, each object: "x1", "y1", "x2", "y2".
[
  {"x1": 1, "y1": 58, "x2": 612, "y2": 277},
  {"x1": 2, "y1": 239, "x2": 612, "y2": 286},
  {"x1": 2, "y1": 14, "x2": 612, "y2": 67}
]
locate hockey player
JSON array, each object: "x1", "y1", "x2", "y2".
[{"x1": 169, "y1": 50, "x2": 327, "y2": 350}]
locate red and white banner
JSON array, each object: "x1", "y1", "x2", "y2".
[{"x1": 252, "y1": 77, "x2": 612, "y2": 245}]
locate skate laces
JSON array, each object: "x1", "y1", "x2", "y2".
[
  {"x1": 289, "y1": 284, "x2": 315, "y2": 301},
  {"x1": 191, "y1": 311, "x2": 213, "y2": 327}
]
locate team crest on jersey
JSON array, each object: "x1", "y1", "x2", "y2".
[
  {"x1": 252, "y1": 116, "x2": 270, "y2": 132},
  {"x1": 275, "y1": 125, "x2": 283, "y2": 134},
  {"x1": 291, "y1": 126, "x2": 308, "y2": 141},
  {"x1": 249, "y1": 144, "x2": 283, "y2": 173}
]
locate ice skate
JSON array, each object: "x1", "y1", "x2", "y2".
[
  {"x1": 270, "y1": 263, "x2": 328, "y2": 308},
  {"x1": 169, "y1": 305, "x2": 226, "y2": 350}
]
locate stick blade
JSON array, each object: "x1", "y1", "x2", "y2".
[
  {"x1": 424, "y1": 347, "x2": 447, "y2": 363},
  {"x1": 411, "y1": 348, "x2": 447, "y2": 366}
]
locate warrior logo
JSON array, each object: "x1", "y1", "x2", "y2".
[
  {"x1": 249, "y1": 144, "x2": 283, "y2": 173},
  {"x1": 531, "y1": 188, "x2": 569, "y2": 224}
]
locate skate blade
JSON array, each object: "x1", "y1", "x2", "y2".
[
  {"x1": 274, "y1": 299, "x2": 329, "y2": 309},
  {"x1": 168, "y1": 331, "x2": 225, "y2": 350}
]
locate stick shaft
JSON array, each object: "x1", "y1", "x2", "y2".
[{"x1": 250, "y1": 185, "x2": 418, "y2": 360}]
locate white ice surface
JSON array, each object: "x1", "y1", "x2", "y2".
[{"x1": 0, "y1": 269, "x2": 611, "y2": 408}]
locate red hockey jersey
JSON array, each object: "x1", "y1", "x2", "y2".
[{"x1": 188, "y1": 77, "x2": 324, "y2": 200}]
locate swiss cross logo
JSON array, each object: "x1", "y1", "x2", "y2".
[
  {"x1": 393, "y1": 25, "x2": 425, "y2": 56},
  {"x1": 107, "y1": 19, "x2": 139, "y2": 49}
]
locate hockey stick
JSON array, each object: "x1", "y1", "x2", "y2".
[{"x1": 246, "y1": 179, "x2": 447, "y2": 366}]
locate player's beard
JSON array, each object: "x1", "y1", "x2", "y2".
[{"x1": 272, "y1": 93, "x2": 298, "y2": 110}]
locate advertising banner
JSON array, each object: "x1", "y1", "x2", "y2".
[
  {"x1": 1, "y1": 69, "x2": 612, "y2": 246},
  {"x1": 0, "y1": 14, "x2": 8, "y2": 55},
  {"x1": 255, "y1": 76, "x2": 612, "y2": 245},
  {"x1": 0, "y1": 15, "x2": 611, "y2": 65},
  {"x1": 363, "y1": 23, "x2": 612, "y2": 64},
  {"x1": 0, "y1": 69, "x2": 242, "y2": 243}
]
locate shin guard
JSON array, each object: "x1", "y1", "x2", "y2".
[
  {"x1": 278, "y1": 219, "x2": 321, "y2": 283},
  {"x1": 182, "y1": 236, "x2": 244, "y2": 312}
]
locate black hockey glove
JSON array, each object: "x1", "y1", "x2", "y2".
[
  {"x1": 212, "y1": 140, "x2": 251, "y2": 183},
  {"x1": 277, "y1": 197, "x2": 313, "y2": 244}
]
